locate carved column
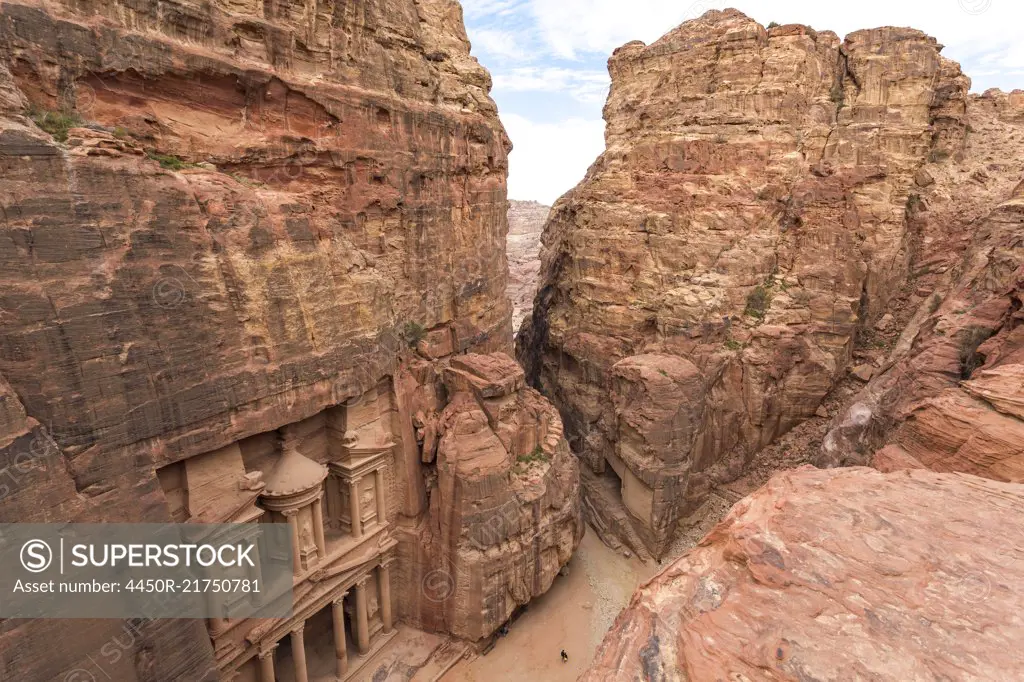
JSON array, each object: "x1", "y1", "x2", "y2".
[
  {"x1": 257, "y1": 644, "x2": 277, "y2": 682},
  {"x1": 349, "y1": 478, "x2": 363, "y2": 539},
  {"x1": 312, "y1": 493, "x2": 327, "y2": 560},
  {"x1": 208, "y1": 616, "x2": 228, "y2": 638},
  {"x1": 377, "y1": 559, "x2": 393, "y2": 634},
  {"x1": 374, "y1": 467, "x2": 387, "y2": 526},
  {"x1": 331, "y1": 595, "x2": 349, "y2": 679},
  {"x1": 327, "y1": 474, "x2": 342, "y2": 530},
  {"x1": 283, "y1": 509, "x2": 302, "y2": 575},
  {"x1": 354, "y1": 576, "x2": 370, "y2": 655},
  {"x1": 291, "y1": 624, "x2": 309, "y2": 682}
]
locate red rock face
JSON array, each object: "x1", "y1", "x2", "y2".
[
  {"x1": 518, "y1": 9, "x2": 1023, "y2": 558},
  {"x1": 584, "y1": 466, "x2": 1024, "y2": 680},
  {"x1": 820, "y1": 95, "x2": 1024, "y2": 480},
  {"x1": 507, "y1": 200, "x2": 550, "y2": 331},
  {"x1": 0, "y1": 0, "x2": 540, "y2": 678},
  {"x1": 398, "y1": 353, "x2": 584, "y2": 641}
]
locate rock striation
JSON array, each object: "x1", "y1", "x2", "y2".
[
  {"x1": 519, "y1": 8, "x2": 1024, "y2": 558},
  {"x1": 399, "y1": 353, "x2": 584, "y2": 641},
  {"x1": 584, "y1": 466, "x2": 1024, "y2": 681},
  {"x1": 0, "y1": 1, "x2": 579, "y2": 679},
  {"x1": 507, "y1": 199, "x2": 550, "y2": 331},
  {"x1": 819, "y1": 92, "x2": 1024, "y2": 480}
]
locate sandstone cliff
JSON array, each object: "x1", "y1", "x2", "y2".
[
  {"x1": 583, "y1": 466, "x2": 1024, "y2": 680},
  {"x1": 819, "y1": 92, "x2": 1024, "y2": 479},
  {"x1": 507, "y1": 199, "x2": 550, "y2": 332},
  {"x1": 519, "y1": 9, "x2": 1024, "y2": 558},
  {"x1": 0, "y1": 1, "x2": 579, "y2": 679},
  {"x1": 399, "y1": 353, "x2": 584, "y2": 641}
]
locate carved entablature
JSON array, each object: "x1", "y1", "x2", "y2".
[{"x1": 326, "y1": 442, "x2": 394, "y2": 539}]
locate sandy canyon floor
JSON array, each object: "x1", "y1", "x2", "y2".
[{"x1": 341, "y1": 531, "x2": 656, "y2": 681}]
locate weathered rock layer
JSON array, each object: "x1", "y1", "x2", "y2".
[
  {"x1": 519, "y1": 9, "x2": 1024, "y2": 557},
  {"x1": 507, "y1": 199, "x2": 550, "y2": 331},
  {"x1": 0, "y1": 1, "x2": 579, "y2": 679},
  {"x1": 399, "y1": 353, "x2": 583, "y2": 641},
  {"x1": 584, "y1": 466, "x2": 1024, "y2": 680},
  {"x1": 819, "y1": 92, "x2": 1024, "y2": 479}
]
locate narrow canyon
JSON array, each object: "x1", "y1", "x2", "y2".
[{"x1": 0, "y1": 2, "x2": 1022, "y2": 681}]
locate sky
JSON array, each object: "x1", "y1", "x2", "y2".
[{"x1": 460, "y1": 0, "x2": 1024, "y2": 205}]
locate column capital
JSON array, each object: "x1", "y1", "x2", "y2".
[
  {"x1": 333, "y1": 591, "x2": 349, "y2": 606},
  {"x1": 257, "y1": 642, "x2": 279, "y2": 659},
  {"x1": 280, "y1": 508, "x2": 299, "y2": 518},
  {"x1": 290, "y1": 623, "x2": 306, "y2": 636},
  {"x1": 380, "y1": 555, "x2": 396, "y2": 569},
  {"x1": 355, "y1": 574, "x2": 370, "y2": 588}
]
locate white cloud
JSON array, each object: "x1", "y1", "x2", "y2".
[
  {"x1": 493, "y1": 67, "x2": 609, "y2": 104},
  {"x1": 526, "y1": 0, "x2": 720, "y2": 60},
  {"x1": 460, "y1": 0, "x2": 527, "y2": 21},
  {"x1": 522, "y1": 0, "x2": 1024, "y2": 67},
  {"x1": 468, "y1": 0, "x2": 1024, "y2": 202},
  {"x1": 503, "y1": 114, "x2": 607, "y2": 204},
  {"x1": 470, "y1": 28, "x2": 535, "y2": 62}
]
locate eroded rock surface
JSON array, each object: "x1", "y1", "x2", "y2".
[
  {"x1": 584, "y1": 466, "x2": 1024, "y2": 681},
  {"x1": 819, "y1": 93, "x2": 1024, "y2": 480},
  {"x1": 507, "y1": 200, "x2": 550, "y2": 332},
  {"x1": 519, "y1": 8, "x2": 1024, "y2": 557},
  {"x1": 398, "y1": 353, "x2": 584, "y2": 641},
  {"x1": 0, "y1": 1, "x2": 579, "y2": 678}
]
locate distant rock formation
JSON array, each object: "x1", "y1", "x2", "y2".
[
  {"x1": 583, "y1": 466, "x2": 1024, "y2": 680},
  {"x1": 0, "y1": 1, "x2": 578, "y2": 679},
  {"x1": 507, "y1": 200, "x2": 551, "y2": 331},
  {"x1": 519, "y1": 9, "x2": 1024, "y2": 558}
]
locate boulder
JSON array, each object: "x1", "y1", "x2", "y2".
[{"x1": 584, "y1": 466, "x2": 1024, "y2": 680}]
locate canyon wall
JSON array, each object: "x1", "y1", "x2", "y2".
[
  {"x1": 519, "y1": 8, "x2": 1024, "y2": 558},
  {"x1": 399, "y1": 353, "x2": 584, "y2": 641},
  {"x1": 583, "y1": 466, "x2": 1024, "y2": 680},
  {"x1": 0, "y1": 1, "x2": 579, "y2": 679},
  {"x1": 507, "y1": 199, "x2": 550, "y2": 331},
  {"x1": 819, "y1": 91, "x2": 1024, "y2": 479}
]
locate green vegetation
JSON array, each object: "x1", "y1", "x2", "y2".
[
  {"x1": 744, "y1": 284, "x2": 773, "y2": 321},
  {"x1": 402, "y1": 321, "x2": 427, "y2": 347},
  {"x1": 767, "y1": 21, "x2": 781, "y2": 29},
  {"x1": 516, "y1": 445, "x2": 549, "y2": 470},
  {"x1": 830, "y1": 82, "x2": 845, "y2": 109},
  {"x1": 907, "y1": 193, "x2": 923, "y2": 214},
  {"x1": 28, "y1": 106, "x2": 83, "y2": 143},
  {"x1": 713, "y1": 133, "x2": 728, "y2": 144},
  {"x1": 658, "y1": 368, "x2": 669, "y2": 377},
  {"x1": 147, "y1": 151, "x2": 193, "y2": 171},
  {"x1": 724, "y1": 338, "x2": 744, "y2": 351},
  {"x1": 959, "y1": 326, "x2": 993, "y2": 379}
]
